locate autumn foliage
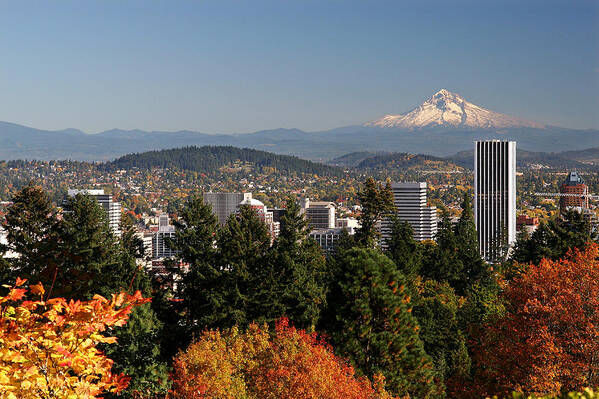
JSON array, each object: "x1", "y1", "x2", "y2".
[
  {"x1": 169, "y1": 318, "x2": 398, "y2": 399},
  {"x1": 0, "y1": 278, "x2": 149, "y2": 399},
  {"x1": 469, "y1": 243, "x2": 599, "y2": 396}
]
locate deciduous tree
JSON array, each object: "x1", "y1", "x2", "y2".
[
  {"x1": 469, "y1": 244, "x2": 599, "y2": 397},
  {"x1": 169, "y1": 318, "x2": 398, "y2": 399},
  {"x1": 0, "y1": 278, "x2": 149, "y2": 399}
]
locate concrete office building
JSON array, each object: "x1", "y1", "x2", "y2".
[
  {"x1": 300, "y1": 198, "x2": 336, "y2": 229},
  {"x1": 385, "y1": 182, "x2": 437, "y2": 243},
  {"x1": 309, "y1": 226, "x2": 356, "y2": 253},
  {"x1": 335, "y1": 217, "x2": 360, "y2": 230},
  {"x1": 67, "y1": 189, "x2": 121, "y2": 237},
  {"x1": 204, "y1": 192, "x2": 252, "y2": 225},
  {"x1": 474, "y1": 140, "x2": 517, "y2": 261},
  {"x1": 153, "y1": 214, "x2": 177, "y2": 259}
]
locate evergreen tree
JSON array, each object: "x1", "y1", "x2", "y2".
[
  {"x1": 216, "y1": 204, "x2": 272, "y2": 328},
  {"x1": 354, "y1": 178, "x2": 394, "y2": 248},
  {"x1": 420, "y1": 210, "x2": 464, "y2": 291},
  {"x1": 120, "y1": 213, "x2": 144, "y2": 259},
  {"x1": 412, "y1": 280, "x2": 470, "y2": 396},
  {"x1": 385, "y1": 217, "x2": 422, "y2": 279},
  {"x1": 421, "y1": 196, "x2": 490, "y2": 297},
  {"x1": 269, "y1": 197, "x2": 327, "y2": 329},
  {"x1": 324, "y1": 248, "x2": 438, "y2": 398},
  {"x1": 169, "y1": 193, "x2": 220, "y2": 336},
  {"x1": 453, "y1": 193, "x2": 489, "y2": 295},
  {"x1": 0, "y1": 184, "x2": 60, "y2": 284},
  {"x1": 511, "y1": 209, "x2": 595, "y2": 265},
  {"x1": 55, "y1": 193, "x2": 121, "y2": 299}
]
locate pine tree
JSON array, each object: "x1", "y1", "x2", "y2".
[
  {"x1": 1, "y1": 184, "x2": 61, "y2": 283},
  {"x1": 453, "y1": 193, "x2": 489, "y2": 295},
  {"x1": 269, "y1": 197, "x2": 327, "y2": 329},
  {"x1": 55, "y1": 193, "x2": 121, "y2": 299},
  {"x1": 324, "y1": 248, "x2": 438, "y2": 398},
  {"x1": 412, "y1": 279, "x2": 470, "y2": 396},
  {"x1": 510, "y1": 209, "x2": 595, "y2": 265},
  {"x1": 216, "y1": 204, "x2": 272, "y2": 328},
  {"x1": 420, "y1": 210, "x2": 464, "y2": 289},
  {"x1": 120, "y1": 213, "x2": 144, "y2": 259},
  {"x1": 355, "y1": 178, "x2": 394, "y2": 248},
  {"x1": 385, "y1": 217, "x2": 422, "y2": 279},
  {"x1": 169, "y1": 193, "x2": 220, "y2": 335}
]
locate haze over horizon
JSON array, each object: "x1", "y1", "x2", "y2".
[{"x1": 1, "y1": 0, "x2": 598, "y2": 133}]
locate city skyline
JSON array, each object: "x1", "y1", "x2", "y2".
[{"x1": 1, "y1": 0, "x2": 598, "y2": 133}]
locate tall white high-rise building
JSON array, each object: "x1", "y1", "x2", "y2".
[
  {"x1": 385, "y1": 182, "x2": 437, "y2": 242},
  {"x1": 204, "y1": 192, "x2": 252, "y2": 225},
  {"x1": 67, "y1": 189, "x2": 121, "y2": 237},
  {"x1": 474, "y1": 140, "x2": 517, "y2": 261}
]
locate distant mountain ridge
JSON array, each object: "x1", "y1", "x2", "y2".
[{"x1": 1, "y1": 90, "x2": 598, "y2": 161}]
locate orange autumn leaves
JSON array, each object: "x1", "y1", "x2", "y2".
[
  {"x1": 468, "y1": 243, "x2": 599, "y2": 396},
  {"x1": 169, "y1": 318, "x2": 398, "y2": 399},
  {"x1": 0, "y1": 278, "x2": 149, "y2": 399}
]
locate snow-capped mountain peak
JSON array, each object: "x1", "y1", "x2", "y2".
[{"x1": 365, "y1": 89, "x2": 544, "y2": 129}]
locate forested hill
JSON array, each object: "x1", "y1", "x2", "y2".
[
  {"x1": 105, "y1": 146, "x2": 343, "y2": 176},
  {"x1": 355, "y1": 152, "x2": 462, "y2": 171}
]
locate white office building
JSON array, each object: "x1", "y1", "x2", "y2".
[
  {"x1": 204, "y1": 192, "x2": 252, "y2": 225},
  {"x1": 153, "y1": 214, "x2": 177, "y2": 259},
  {"x1": 383, "y1": 182, "x2": 437, "y2": 243},
  {"x1": 474, "y1": 140, "x2": 517, "y2": 261},
  {"x1": 67, "y1": 189, "x2": 121, "y2": 237},
  {"x1": 309, "y1": 226, "x2": 356, "y2": 253},
  {"x1": 300, "y1": 198, "x2": 336, "y2": 229}
]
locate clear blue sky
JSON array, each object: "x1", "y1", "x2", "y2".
[{"x1": 1, "y1": 0, "x2": 598, "y2": 133}]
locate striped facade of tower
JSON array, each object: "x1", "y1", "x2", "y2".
[
  {"x1": 474, "y1": 140, "x2": 517, "y2": 261},
  {"x1": 381, "y1": 182, "x2": 437, "y2": 244}
]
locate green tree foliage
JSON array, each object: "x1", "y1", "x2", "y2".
[
  {"x1": 120, "y1": 213, "x2": 144, "y2": 259},
  {"x1": 421, "y1": 194, "x2": 490, "y2": 297},
  {"x1": 169, "y1": 194, "x2": 220, "y2": 336},
  {"x1": 56, "y1": 193, "x2": 121, "y2": 299},
  {"x1": 106, "y1": 145, "x2": 343, "y2": 176},
  {"x1": 511, "y1": 209, "x2": 595, "y2": 265},
  {"x1": 215, "y1": 204, "x2": 273, "y2": 328},
  {"x1": 0, "y1": 184, "x2": 60, "y2": 283},
  {"x1": 323, "y1": 248, "x2": 438, "y2": 398},
  {"x1": 420, "y1": 210, "x2": 464, "y2": 291},
  {"x1": 385, "y1": 217, "x2": 422, "y2": 279},
  {"x1": 355, "y1": 178, "x2": 394, "y2": 248},
  {"x1": 268, "y1": 197, "x2": 327, "y2": 329},
  {"x1": 413, "y1": 279, "x2": 470, "y2": 395}
]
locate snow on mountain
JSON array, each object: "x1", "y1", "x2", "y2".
[{"x1": 365, "y1": 89, "x2": 545, "y2": 129}]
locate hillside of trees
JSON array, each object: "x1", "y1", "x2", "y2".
[
  {"x1": 105, "y1": 146, "x2": 344, "y2": 176},
  {"x1": 355, "y1": 152, "x2": 462, "y2": 170}
]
